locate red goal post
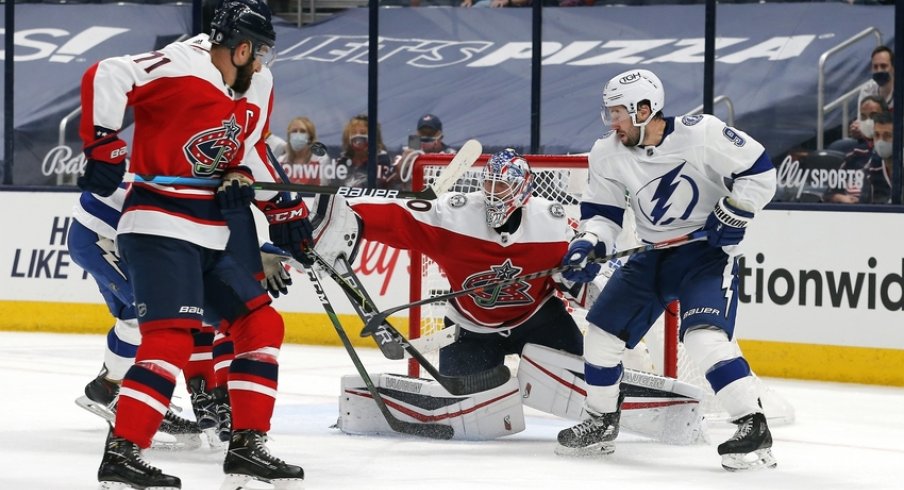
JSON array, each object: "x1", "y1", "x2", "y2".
[{"x1": 407, "y1": 152, "x2": 680, "y2": 380}]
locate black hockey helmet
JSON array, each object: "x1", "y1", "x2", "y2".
[{"x1": 209, "y1": 0, "x2": 276, "y2": 54}]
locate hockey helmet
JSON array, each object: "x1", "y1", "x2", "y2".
[
  {"x1": 482, "y1": 148, "x2": 533, "y2": 228},
  {"x1": 209, "y1": 0, "x2": 276, "y2": 65},
  {"x1": 600, "y1": 69, "x2": 665, "y2": 128}
]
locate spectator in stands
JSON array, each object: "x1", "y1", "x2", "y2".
[
  {"x1": 829, "y1": 95, "x2": 888, "y2": 155},
  {"x1": 825, "y1": 110, "x2": 894, "y2": 204},
  {"x1": 329, "y1": 113, "x2": 394, "y2": 189},
  {"x1": 858, "y1": 45, "x2": 894, "y2": 111},
  {"x1": 389, "y1": 113, "x2": 457, "y2": 190},
  {"x1": 278, "y1": 116, "x2": 330, "y2": 185}
]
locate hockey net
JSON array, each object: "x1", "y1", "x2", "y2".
[{"x1": 407, "y1": 152, "x2": 794, "y2": 425}]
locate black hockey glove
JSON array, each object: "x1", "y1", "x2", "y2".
[
  {"x1": 216, "y1": 167, "x2": 255, "y2": 213},
  {"x1": 262, "y1": 198, "x2": 315, "y2": 266},
  {"x1": 77, "y1": 131, "x2": 127, "y2": 197}
]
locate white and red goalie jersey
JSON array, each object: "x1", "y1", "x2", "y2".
[
  {"x1": 80, "y1": 34, "x2": 279, "y2": 250},
  {"x1": 350, "y1": 192, "x2": 573, "y2": 334}
]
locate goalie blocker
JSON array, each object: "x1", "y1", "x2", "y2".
[{"x1": 337, "y1": 343, "x2": 707, "y2": 444}]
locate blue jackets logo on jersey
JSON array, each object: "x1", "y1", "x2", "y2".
[
  {"x1": 636, "y1": 162, "x2": 699, "y2": 226},
  {"x1": 184, "y1": 115, "x2": 243, "y2": 176},
  {"x1": 462, "y1": 259, "x2": 532, "y2": 308}
]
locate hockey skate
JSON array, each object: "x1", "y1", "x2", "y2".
[
  {"x1": 555, "y1": 406, "x2": 621, "y2": 457},
  {"x1": 98, "y1": 429, "x2": 181, "y2": 490},
  {"x1": 211, "y1": 386, "x2": 232, "y2": 443},
  {"x1": 717, "y1": 412, "x2": 777, "y2": 471},
  {"x1": 155, "y1": 410, "x2": 204, "y2": 451},
  {"x1": 75, "y1": 375, "x2": 119, "y2": 423},
  {"x1": 187, "y1": 377, "x2": 225, "y2": 448},
  {"x1": 220, "y1": 430, "x2": 304, "y2": 490}
]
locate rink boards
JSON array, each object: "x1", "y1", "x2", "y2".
[{"x1": 0, "y1": 190, "x2": 902, "y2": 386}]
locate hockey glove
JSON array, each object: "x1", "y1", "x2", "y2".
[
  {"x1": 216, "y1": 167, "x2": 255, "y2": 212},
  {"x1": 704, "y1": 197, "x2": 754, "y2": 247},
  {"x1": 260, "y1": 249, "x2": 293, "y2": 298},
  {"x1": 77, "y1": 132, "x2": 127, "y2": 197},
  {"x1": 561, "y1": 232, "x2": 604, "y2": 283},
  {"x1": 262, "y1": 198, "x2": 315, "y2": 265}
]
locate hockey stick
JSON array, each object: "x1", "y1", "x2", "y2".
[
  {"x1": 125, "y1": 138, "x2": 482, "y2": 200},
  {"x1": 276, "y1": 248, "x2": 511, "y2": 396},
  {"x1": 302, "y1": 261, "x2": 454, "y2": 439},
  {"x1": 361, "y1": 231, "x2": 709, "y2": 337}
]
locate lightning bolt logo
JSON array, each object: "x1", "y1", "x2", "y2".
[
  {"x1": 649, "y1": 163, "x2": 685, "y2": 224},
  {"x1": 96, "y1": 238, "x2": 127, "y2": 280}
]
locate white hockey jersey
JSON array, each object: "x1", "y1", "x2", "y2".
[
  {"x1": 350, "y1": 192, "x2": 573, "y2": 334},
  {"x1": 582, "y1": 114, "x2": 776, "y2": 250}
]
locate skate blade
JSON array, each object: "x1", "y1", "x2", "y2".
[
  {"x1": 98, "y1": 481, "x2": 180, "y2": 490},
  {"x1": 149, "y1": 431, "x2": 203, "y2": 452},
  {"x1": 554, "y1": 442, "x2": 615, "y2": 457},
  {"x1": 721, "y1": 448, "x2": 778, "y2": 471},
  {"x1": 76, "y1": 396, "x2": 115, "y2": 423},
  {"x1": 220, "y1": 473, "x2": 304, "y2": 489}
]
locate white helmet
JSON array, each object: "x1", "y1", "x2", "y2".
[
  {"x1": 482, "y1": 148, "x2": 533, "y2": 228},
  {"x1": 600, "y1": 69, "x2": 665, "y2": 129}
]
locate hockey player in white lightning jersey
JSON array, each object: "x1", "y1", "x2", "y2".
[{"x1": 557, "y1": 69, "x2": 777, "y2": 471}]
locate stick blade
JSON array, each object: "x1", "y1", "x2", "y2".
[
  {"x1": 429, "y1": 139, "x2": 482, "y2": 195},
  {"x1": 441, "y1": 365, "x2": 511, "y2": 396}
]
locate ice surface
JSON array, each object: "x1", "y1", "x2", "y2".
[{"x1": 1, "y1": 331, "x2": 902, "y2": 489}]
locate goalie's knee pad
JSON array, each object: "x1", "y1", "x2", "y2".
[{"x1": 338, "y1": 373, "x2": 524, "y2": 440}]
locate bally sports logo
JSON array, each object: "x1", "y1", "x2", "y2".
[{"x1": 1, "y1": 27, "x2": 128, "y2": 63}]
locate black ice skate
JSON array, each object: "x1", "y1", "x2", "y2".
[
  {"x1": 187, "y1": 376, "x2": 224, "y2": 447},
  {"x1": 717, "y1": 412, "x2": 777, "y2": 471},
  {"x1": 211, "y1": 386, "x2": 232, "y2": 443},
  {"x1": 221, "y1": 430, "x2": 304, "y2": 490},
  {"x1": 156, "y1": 409, "x2": 203, "y2": 451},
  {"x1": 98, "y1": 429, "x2": 181, "y2": 490},
  {"x1": 555, "y1": 406, "x2": 621, "y2": 457},
  {"x1": 75, "y1": 373, "x2": 119, "y2": 423}
]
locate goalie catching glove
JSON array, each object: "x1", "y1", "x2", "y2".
[
  {"x1": 77, "y1": 129, "x2": 127, "y2": 197},
  {"x1": 260, "y1": 198, "x2": 315, "y2": 266},
  {"x1": 704, "y1": 197, "x2": 754, "y2": 247},
  {"x1": 310, "y1": 194, "x2": 362, "y2": 268}
]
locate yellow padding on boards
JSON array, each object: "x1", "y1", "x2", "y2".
[
  {"x1": 740, "y1": 339, "x2": 904, "y2": 387},
  {"x1": 0, "y1": 300, "x2": 402, "y2": 349}
]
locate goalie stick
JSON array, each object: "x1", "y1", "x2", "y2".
[
  {"x1": 301, "y1": 261, "x2": 454, "y2": 440},
  {"x1": 276, "y1": 248, "x2": 511, "y2": 396},
  {"x1": 361, "y1": 231, "x2": 708, "y2": 337},
  {"x1": 125, "y1": 139, "x2": 483, "y2": 200}
]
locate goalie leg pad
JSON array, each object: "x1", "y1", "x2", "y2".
[
  {"x1": 338, "y1": 373, "x2": 524, "y2": 440},
  {"x1": 311, "y1": 194, "x2": 362, "y2": 267},
  {"x1": 519, "y1": 344, "x2": 707, "y2": 445}
]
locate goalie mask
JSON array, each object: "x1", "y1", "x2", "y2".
[
  {"x1": 601, "y1": 69, "x2": 664, "y2": 144},
  {"x1": 482, "y1": 149, "x2": 533, "y2": 228}
]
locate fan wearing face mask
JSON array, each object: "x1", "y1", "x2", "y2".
[
  {"x1": 330, "y1": 113, "x2": 393, "y2": 188},
  {"x1": 278, "y1": 116, "x2": 330, "y2": 184},
  {"x1": 857, "y1": 46, "x2": 895, "y2": 114},
  {"x1": 826, "y1": 109, "x2": 895, "y2": 204}
]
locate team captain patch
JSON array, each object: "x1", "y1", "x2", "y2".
[
  {"x1": 449, "y1": 193, "x2": 468, "y2": 208},
  {"x1": 549, "y1": 203, "x2": 565, "y2": 218}
]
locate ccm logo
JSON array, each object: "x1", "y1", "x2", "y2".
[
  {"x1": 267, "y1": 209, "x2": 307, "y2": 223},
  {"x1": 179, "y1": 306, "x2": 204, "y2": 315}
]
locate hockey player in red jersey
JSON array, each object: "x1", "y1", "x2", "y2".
[
  {"x1": 345, "y1": 149, "x2": 585, "y2": 376},
  {"x1": 78, "y1": 1, "x2": 308, "y2": 488}
]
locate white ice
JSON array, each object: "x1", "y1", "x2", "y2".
[{"x1": 1, "y1": 331, "x2": 902, "y2": 490}]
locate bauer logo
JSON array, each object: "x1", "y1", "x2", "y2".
[{"x1": 1, "y1": 27, "x2": 129, "y2": 63}]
